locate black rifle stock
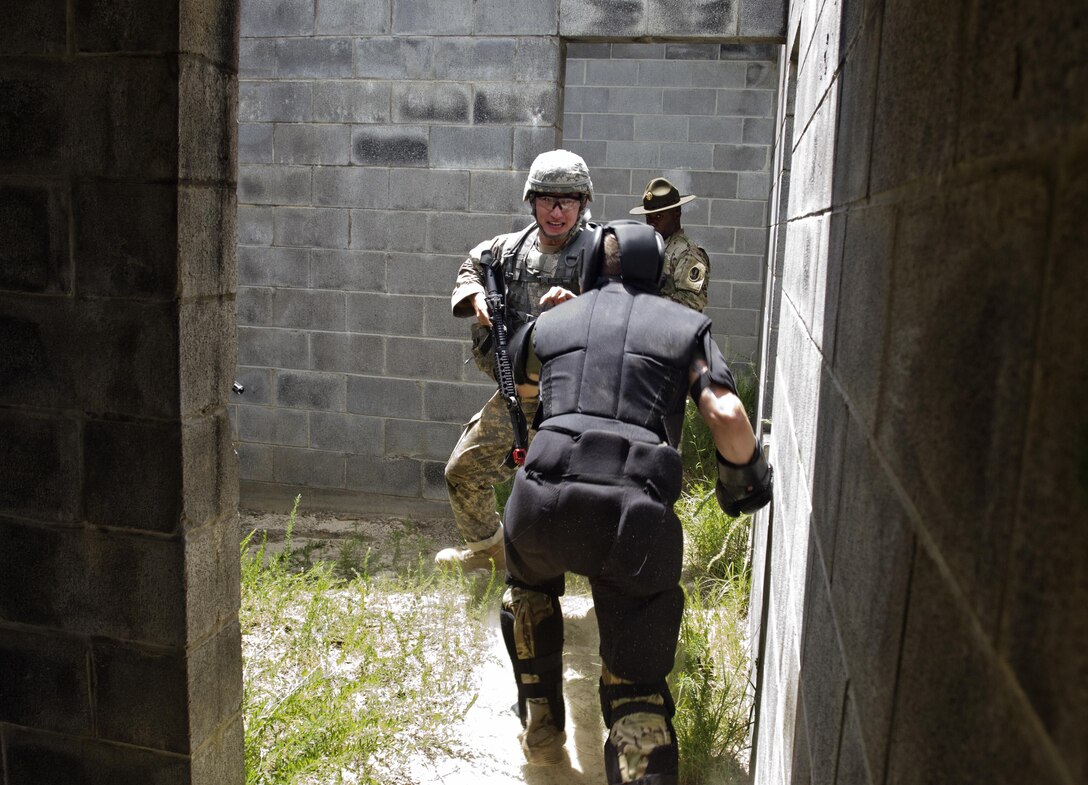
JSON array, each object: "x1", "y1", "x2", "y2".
[{"x1": 481, "y1": 250, "x2": 528, "y2": 467}]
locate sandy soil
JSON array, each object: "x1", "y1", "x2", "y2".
[{"x1": 240, "y1": 508, "x2": 609, "y2": 785}]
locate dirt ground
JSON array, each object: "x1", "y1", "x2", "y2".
[{"x1": 240, "y1": 508, "x2": 609, "y2": 785}]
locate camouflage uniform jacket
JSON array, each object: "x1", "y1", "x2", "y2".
[{"x1": 659, "y1": 228, "x2": 710, "y2": 312}]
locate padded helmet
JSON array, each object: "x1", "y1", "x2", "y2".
[
  {"x1": 523, "y1": 149, "x2": 594, "y2": 201},
  {"x1": 578, "y1": 220, "x2": 664, "y2": 294}
]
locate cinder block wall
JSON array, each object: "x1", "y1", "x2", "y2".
[
  {"x1": 0, "y1": 1, "x2": 243, "y2": 783},
  {"x1": 234, "y1": 1, "x2": 785, "y2": 514},
  {"x1": 751, "y1": 0, "x2": 1087, "y2": 783}
]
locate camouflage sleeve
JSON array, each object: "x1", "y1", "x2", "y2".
[
  {"x1": 661, "y1": 242, "x2": 710, "y2": 313},
  {"x1": 451, "y1": 238, "x2": 495, "y2": 317}
]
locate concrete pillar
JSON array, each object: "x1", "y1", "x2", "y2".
[{"x1": 0, "y1": 1, "x2": 243, "y2": 782}]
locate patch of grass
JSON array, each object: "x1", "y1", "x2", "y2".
[{"x1": 240, "y1": 495, "x2": 502, "y2": 785}]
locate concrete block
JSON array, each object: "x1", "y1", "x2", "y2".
[
  {"x1": 184, "y1": 514, "x2": 242, "y2": 644},
  {"x1": 393, "y1": 82, "x2": 471, "y2": 124},
  {"x1": 746, "y1": 61, "x2": 778, "y2": 91},
  {"x1": 0, "y1": 2, "x2": 66, "y2": 54},
  {"x1": 3, "y1": 726, "x2": 190, "y2": 785},
  {"x1": 717, "y1": 88, "x2": 775, "y2": 117},
  {"x1": 421, "y1": 459, "x2": 450, "y2": 500},
  {"x1": 347, "y1": 375, "x2": 423, "y2": 419},
  {"x1": 713, "y1": 143, "x2": 769, "y2": 172},
  {"x1": 84, "y1": 419, "x2": 181, "y2": 534},
  {"x1": 663, "y1": 43, "x2": 716, "y2": 59},
  {"x1": 238, "y1": 81, "x2": 312, "y2": 123},
  {"x1": 738, "y1": 171, "x2": 772, "y2": 200},
  {"x1": 475, "y1": 0, "x2": 558, "y2": 34},
  {"x1": 586, "y1": 59, "x2": 640, "y2": 86},
  {"x1": 72, "y1": 181, "x2": 176, "y2": 297},
  {"x1": 636, "y1": 60, "x2": 696, "y2": 88},
  {"x1": 310, "y1": 412, "x2": 384, "y2": 453},
  {"x1": 178, "y1": 57, "x2": 235, "y2": 183},
  {"x1": 604, "y1": 141, "x2": 659, "y2": 168},
  {"x1": 73, "y1": 0, "x2": 178, "y2": 51},
  {"x1": 316, "y1": 0, "x2": 390, "y2": 34},
  {"x1": 274, "y1": 445, "x2": 346, "y2": 487},
  {"x1": 311, "y1": 332, "x2": 385, "y2": 375},
  {"x1": 351, "y1": 125, "x2": 429, "y2": 167},
  {"x1": 468, "y1": 170, "x2": 523, "y2": 213},
  {"x1": 241, "y1": 0, "x2": 314, "y2": 36},
  {"x1": 683, "y1": 169, "x2": 739, "y2": 199},
  {"x1": 348, "y1": 208, "x2": 392, "y2": 250},
  {"x1": 385, "y1": 418, "x2": 462, "y2": 460},
  {"x1": 368, "y1": 209, "x2": 430, "y2": 253},
  {"x1": 660, "y1": 87, "x2": 716, "y2": 116},
  {"x1": 694, "y1": 225, "x2": 736, "y2": 255},
  {"x1": 835, "y1": 693, "x2": 876, "y2": 785},
  {"x1": 354, "y1": 37, "x2": 434, "y2": 79},
  {"x1": 869, "y1": 0, "x2": 959, "y2": 193},
  {"x1": 739, "y1": 0, "x2": 785, "y2": 37},
  {"x1": 691, "y1": 60, "x2": 747, "y2": 88},
  {"x1": 736, "y1": 226, "x2": 767, "y2": 254},
  {"x1": 423, "y1": 380, "x2": 492, "y2": 423},
  {"x1": 711, "y1": 197, "x2": 767, "y2": 228},
  {"x1": 347, "y1": 291, "x2": 425, "y2": 335},
  {"x1": 832, "y1": 7, "x2": 879, "y2": 206},
  {"x1": 433, "y1": 37, "x2": 517, "y2": 81},
  {"x1": 385, "y1": 336, "x2": 465, "y2": 380},
  {"x1": 238, "y1": 205, "x2": 274, "y2": 245},
  {"x1": 237, "y1": 287, "x2": 272, "y2": 326},
  {"x1": 313, "y1": 166, "x2": 388, "y2": 209},
  {"x1": 632, "y1": 114, "x2": 683, "y2": 141},
  {"x1": 514, "y1": 127, "x2": 561, "y2": 168},
  {"x1": 239, "y1": 123, "x2": 273, "y2": 164},
  {"x1": 273, "y1": 123, "x2": 350, "y2": 165},
  {"x1": 648, "y1": 0, "x2": 737, "y2": 35},
  {"x1": 238, "y1": 441, "x2": 274, "y2": 481},
  {"x1": 238, "y1": 246, "x2": 309, "y2": 287},
  {"x1": 345, "y1": 454, "x2": 421, "y2": 496},
  {"x1": 828, "y1": 430, "x2": 913, "y2": 784},
  {"x1": 233, "y1": 367, "x2": 274, "y2": 405},
  {"x1": 0, "y1": 627, "x2": 91, "y2": 734},
  {"x1": 878, "y1": 174, "x2": 1047, "y2": 634},
  {"x1": 426, "y1": 212, "x2": 511, "y2": 256},
  {"x1": 660, "y1": 143, "x2": 713, "y2": 169},
  {"x1": 0, "y1": 519, "x2": 185, "y2": 643},
  {"x1": 238, "y1": 164, "x2": 311, "y2": 205},
  {"x1": 560, "y1": 0, "x2": 643, "y2": 37},
  {"x1": 310, "y1": 249, "x2": 386, "y2": 291},
  {"x1": 565, "y1": 85, "x2": 613, "y2": 115},
  {"x1": 474, "y1": 83, "x2": 558, "y2": 126},
  {"x1": 0, "y1": 182, "x2": 69, "y2": 294},
  {"x1": 430, "y1": 126, "x2": 513, "y2": 169},
  {"x1": 185, "y1": 621, "x2": 243, "y2": 748},
  {"x1": 743, "y1": 117, "x2": 775, "y2": 145},
  {"x1": 514, "y1": 37, "x2": 563, "y2": 82},
  {"x1": 273, "y1": 206, "x2": 349, "y2": 248},
  {"x1": 275, "y1": 370, "x2": 345, "y2": 410},
  {"x1": 93, "y1": 639, "x2": 188, "y2": 751},
  {"x1": 192, "y1": 713, "x2": 245, "y2": 785},
  {"x1": 688, "y1": 115, "x2": 744, "y2": 143},
  {"x1": 237, "y1": 404, "x2": 309, "y2": 446},
  {"x1": 581, "y1": 113, "x2": 632, "y2": 141},
  {"x1": 393, "y1": 0, "x2": 472, "y2": 34},
  {"x1": 999, "y1": 155, "x2": 1088, "y2": 779},
  {"x1": 313, "y1": 81, "x2": 392, "y2": 123},
  {"x1": 270, "y1": 288, "x2": 345, "y2": 330},
  {"x1": 885, "y1": 548, "x2": 1071, "y2": 785},
  {"x1": 239, "y1": 39, "x2": 276, "y2": 78},
  {"x1": 565, "y1": 139, "x2": 607, "y2": 168},
  {"x1": 422, "y1": 295, "x2": 469, "y2": 339}
]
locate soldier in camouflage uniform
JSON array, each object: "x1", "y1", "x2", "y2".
[
  {"x1": 629, "y1": 177, "x2": 711, "y2": 313},
  {"x1": 436, "y1": 149, "x2": 598, "y2": 573}
]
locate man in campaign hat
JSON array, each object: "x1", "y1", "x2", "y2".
[{"x1": 629, "y1": 177, "x2": 710, "y2": 312}]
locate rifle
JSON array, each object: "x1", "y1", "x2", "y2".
[{"x1": 480, "y1": 249, "x2": 529, "y2": 467}]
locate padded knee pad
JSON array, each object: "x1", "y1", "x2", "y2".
[
  {"x1": 501, "y1": 586, "x2": 565, "y2": 729},
  {"x1": 600, "y1": 681, "x2": 678, "y2": 785}
]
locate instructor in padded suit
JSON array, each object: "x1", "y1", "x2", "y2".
[{"x1": 498, "y1": 221, "x2": 773, "y2": 783}]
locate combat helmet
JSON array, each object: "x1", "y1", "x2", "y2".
[{"x1": 523, "y1": 149, "x2": 594, "y2": 202}]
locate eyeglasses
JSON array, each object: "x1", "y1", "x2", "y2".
[{"x1": 534, "y1": 195, "x2": 583, "y2": 212}]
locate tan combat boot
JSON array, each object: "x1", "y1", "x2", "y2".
[
  {"x1": 434, "y1": 540, "x2": 506, "y2": 573},
  {"x1": 520, "y1": 697, "x2": 566, "y2": 765}
]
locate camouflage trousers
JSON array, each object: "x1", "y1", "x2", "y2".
[{"x1": 444, "y1": 388, "x2": 539, "y2": 547}]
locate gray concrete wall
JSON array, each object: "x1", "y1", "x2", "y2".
[
  {"x1": 0, "y1": 1, "x2": 243, "y2": 783},
  {"x1": 750, "y1": 0, "x2": 1087, "y2": 783},
  {"x1": 233, "y1": 0, "x2": 786, "y2": 514}
]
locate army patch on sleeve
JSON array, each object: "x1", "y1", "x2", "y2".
[{"x1": 678, "y1": 260, "x2": 706, "y2": 292}]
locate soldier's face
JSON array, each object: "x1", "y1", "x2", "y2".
[
  {"x1": 533, "y1": 193, "x2": 583, "y2": 241},
  {"x1": 646, "y1": 207, "x2": 681, "y2": 239}
]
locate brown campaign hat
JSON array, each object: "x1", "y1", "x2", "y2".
[{"x1": 628, "y1": 177, "x2": 697, "y2": 215}]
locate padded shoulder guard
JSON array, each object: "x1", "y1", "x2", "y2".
[
  {"x1": 508, "y1": 318, "x2": 538, "y2": 385},
  {"x1": 689, "y1": 327, "x2": 737, "y2": 402}
]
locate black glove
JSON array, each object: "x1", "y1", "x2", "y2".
[{"x1": 715, "y1": 443, "x2": 773, "y2": 517}]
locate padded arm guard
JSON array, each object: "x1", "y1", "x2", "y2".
[{"x1": 716, "y1": 443, "x2": 773, "y2": 517}]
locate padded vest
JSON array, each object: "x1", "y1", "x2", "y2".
[{"x1": 533, "y1": 280, "x2": 711, "y2": 446}]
